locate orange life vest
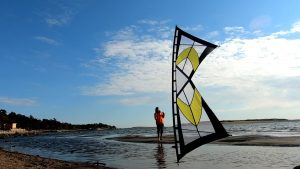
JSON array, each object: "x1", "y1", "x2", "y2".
[{"x1": 155, "y1": 112, "x2": 165, "y2": 125}]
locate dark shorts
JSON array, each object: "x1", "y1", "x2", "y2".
[{"x1": 156, "y1": 123, "x2": 164, "y2": 133}]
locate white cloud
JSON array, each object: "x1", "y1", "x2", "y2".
[
  {"x1": 82, "y1": 38, "x2": 172, "y2": 96},
  {"x1": 271, "y1": 21, "x2": 300, "y2": 37},
  {"x1": 291, "y1": 21, "x2": 300, "y2": 33},
  {"x1": 196, "y1": 30, "x2": 300, "y2": 115},
  {"x1": 82, "y1": 22, "x2": 173, "y2": 97},
  {"x1": 0, "y1": 97, "x2": 37, "y2": 106},
  {"x1": 35, "y1": 36, "x2": 60, "y2": 45},
  {"x1": 204, "y1": 37, "x2": 300, "y2": 81},
  {"x1": 224, "y1": 26, "x2": 247, "y2": 35},
  {"x1": 82, "y1": 21, "x2": 300, "y2": 115}
]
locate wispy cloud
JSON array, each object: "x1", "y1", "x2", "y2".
[
  {"x1": 35, "y1": 36, "x2": 60, "y2": 45},
  {"x1": 291, "y1": 21, "x2": 300, "y2": 33},
  {"x1": 271, "y1": 21, "x2": 300, "y2": 37},
  {"x1": 105, "y1": 25, "x2": 139, "y2": 40},
  {"x1": 81, "y1": 21, "x2": 173, "y2": 97},
  {"x1": 0, "y1": 96, "x2": 37, "y2": 106},
  {"x1": 182, "y1": 25, "x2": 204, "y2": 32},
  {"x1": 46, "y1": 13, "x2": 72, "y2": 27},
  {"x1": 224, "y1": 26, "x2": 248, "y2": 35},
  {"x1": 138, "y1": 19, "x2": 172, "y2": 39},
  {"x1": 43, "y1": 2, "x2": 75, "y2": 27},
  {"x1": 138, "y1": 19, "x2": 169, "y2": 26}
]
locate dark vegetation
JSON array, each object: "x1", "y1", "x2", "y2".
[{"x1": 0, "y1": 109, "x2": 116, "y2": 130}]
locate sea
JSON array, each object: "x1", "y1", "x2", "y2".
[{"x1": 1, "y1": 120, "x2": 300, "y2": 169}]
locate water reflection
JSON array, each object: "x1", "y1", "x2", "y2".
[{"x1": 154, "y1": 143, "x2": 167, "y2": 169}]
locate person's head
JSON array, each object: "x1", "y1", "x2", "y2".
[{"x1": 155, "y1": 107, "x2": 159, "y2": 113}]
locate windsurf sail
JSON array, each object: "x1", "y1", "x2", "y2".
[{"x1": 172, "y1": 26, "x2": 229, "y2": 162}]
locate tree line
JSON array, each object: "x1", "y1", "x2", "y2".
[{"x1": 0, "y1": 109, "x2": 116, "y2": 130}]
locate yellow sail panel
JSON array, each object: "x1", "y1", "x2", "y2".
[
  {"x1": 188, "y1": 48, "x2": 199, "y2": 71},
  {"x1": 177, "y1": 96, "x2": 197, "y2": 126},
  {"x1": 176, "y1": 47, "x2": 199, "y2": 71},
  {"x1": 175, "y1": 48, "x2": 189, "y2": 65},
  {"x1": 190, "y1": 88, "x2": 202, "y2": 125}
]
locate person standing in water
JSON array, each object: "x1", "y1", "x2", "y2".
[{"x1": 154, "y1": 107, "x2": 165, "y2": 141}]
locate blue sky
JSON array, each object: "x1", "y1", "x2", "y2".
[{"x1": 1, "y1": 0, "x2": 300, "y2": 128}]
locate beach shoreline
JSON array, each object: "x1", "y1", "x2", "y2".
[
  {"x1": 0, "y1": 148, "x2": 114, "y2": 169},
  {"x1": 0, "y1": 130, "x2": 44, "y2": 138},
  {"x1": 0, "y1": 130, "x2": 116, "y2": 169},
  {"x1": 0, "y1": 128, "x2": 111, "y2": 139}
]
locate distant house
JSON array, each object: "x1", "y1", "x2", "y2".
[
  {"x1": 3, "y1": 123, "x2": 17, "y2": 130},
  {"x1": 11, "y1": 123, "x2": 17, "y2": 129}
]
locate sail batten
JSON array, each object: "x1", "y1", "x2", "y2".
[{"x1": 172, "y1": 26, "x2": 229, "y2": 162}]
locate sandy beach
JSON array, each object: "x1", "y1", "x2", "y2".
[
  {"x1": 110, "y1": 134, "x2": 300, "y2": 147},
  {"x1": 0, "y1": 148, "x2": 114, "y2": 169}
]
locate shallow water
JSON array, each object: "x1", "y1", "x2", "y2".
[
  {"x1": 225, "y1": 120, "x2": 300, "y2": 137},
  {"x1": 0, "y1": 121, "x2": 300, "y2": 169}
]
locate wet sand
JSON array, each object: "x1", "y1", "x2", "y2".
[
  {"x1": 0, "y1": 148, "x2": 114, "y2": 169},
  {"x1": 215, "y1": 135, "x2": 300, "y2": 146},
  {"x1": 0, "y1": 130, "x2": 115, "y2": 168},
  {"x1": 110, "y1": 135, "x2": 300, "y2": 147}
]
